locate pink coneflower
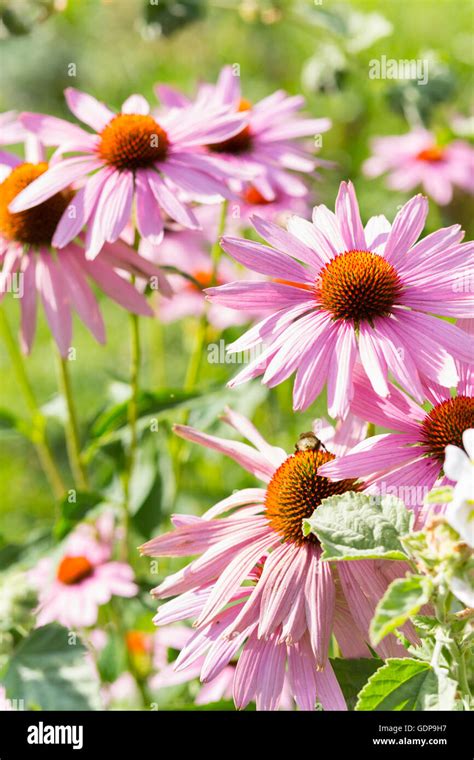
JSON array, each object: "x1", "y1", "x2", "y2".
[
  {"x1": 363, "y1": 129, "x2": 474, "y2": 205},
  {"x1": 0, "y1": 150, "x2": 166, "y2": 356},
  {"x1": 206, "y1": 182, "x2": 473, "y2": 418},
  {"x1": 141, "y1": 409, "x2": 414, "y2": 711},
  {"x1": 9, "y1": 88, "x2": 249, "y2": 258},
  {"x1": 157, "y1": 66, "x2": 331, "y2": 201},
  {"x1": 30, "y1": 516, "x2": 137, "y2": 629},
  {"x1": 319, "y1": 364, "x2": 474, "y2": 515}
]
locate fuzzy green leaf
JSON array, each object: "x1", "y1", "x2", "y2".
[
  {"x1": 355, "y1": 658, "x2": 457, "y2": 711},
  {"x1": 303, "y1": 491, "x2": 413, "y2": 561}
]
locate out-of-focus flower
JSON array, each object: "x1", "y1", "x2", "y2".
[
  {"x1": 444, "y1": 429, "x2": 474, "y2": 547},
  {"x1": 10, "y1": 88, "x2": 249, "y2": 258},
  {"x1": 140, "y1": 206, "x2": 269, "y2": 330},
  {"x1": 141, "y1": 409, "x2": 416, "y2": 711},
  {"x1": 206, "y1": 182, "x2": 473, "y2": 417},
  {"x1": 157, "y1": 66, "x2": 331, "y2": 202},
  {"x1": 0, "y1": 144, "x2": 167, "y2": 356},
  {"x1": 363, "y1": 129, "x2": 474, "y2": 205},
  {"x1": 101, "y1": 672, "x2": 139, "y2": 709},
  {"x1": 231, "y1": 180, "x2": 310, "y2": 227},
  {"x1": 30, "y1": 515, "x2": 137, "y2": 629}
]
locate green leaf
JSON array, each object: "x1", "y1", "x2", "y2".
[
  {"x1": 297, "y1": 4, "x2": 349, "y2": 36},
  {"x1": 303, "y1": 491, "x2": 413, "y2": 561},
  {"x1": 330, "y1": 658, "x2": 381, "y2": 710},
  {"x1": 425, "y1": 486, "x2": 453, "y2": 504},
  {"x1": 355, "y1": 658, "x2": 457, "y2": 711},
  {"x1": 0, "y1": 408, "x2": 31, "y2": 437},
  {"x1": 370, "y1": 576, "x2": 433, "y2": 646},
  {"x1": 97, "y1": 632, "x2": 128, "y2": 684},
  {"x1": 54, "y1": 490, "x2": 104, "y2": 539},
  {"x1": 90, "y1": 389, "x2": 202, "y2": 440},
  {"x1": 143, "y1": 0, "x2": 206, "y2": 37},
  {"x1": 4, "y1": 624, "x2": 101, "y2": 710},
  {"x1": 0, "y1": 530, "x2": 53, "y2": 570}
]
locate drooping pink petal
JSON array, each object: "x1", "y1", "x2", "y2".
[
  {"x1": 327, "y1": 322, "x2": 357, "y2": 418},
  {"x1": 84, "y1": 257, "x2": 153, "y2": 316},
  {"x1": 254, "y1": 632, "x2": 287, "y2": 711},
  {"x1": 36, "y1": 253, "x2": 72, "y2": 357},
  {"x1": 147, "y1": 171, "x2": 200, "y2": 229},
  {"x1": 287, "y1": 634, "x2": 318, "y2": 710},
  {"x1": 60, "y1": 249, "x2": 106, "y2": 343},
  {"x1": 314, "y1": 661, "x2": 347, "y2": 711},
  {"x1": 135, "y1": 172, "x2": 164, "y2": 245},
  {"x1": 52, "y1": 166, "x2": 113, "y2": 248},
  {"x1": 19, "y1": 255, "x2": 37, "y2": 354},
  {"x1": 257, "y1": 542, "x2": 308, "y2": 639},
  {"x1": 304, "y1": 545, "x2": 335, "y2": 668}
]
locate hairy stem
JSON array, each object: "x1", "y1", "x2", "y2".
[{"x1": 56, "y1": 353, "x2": 89, "y2": 491}]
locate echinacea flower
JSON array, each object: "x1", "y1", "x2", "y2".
[
  {"x1": 157, "y1": 66, "x2": 331, "y2": 201},
  {"x1": 231, "y1": 179, "x2": 309, "y2": 228},
  {"x1": 207, "y1": 182, "x2": 473, "y2": 417},
  {"x1": 9, "y1": 88, "x2": 249, "y2": 258},
  {"x1": 319, "y1": 364, "x2": 474, "y2": 515},
  {"x1": 444, "y1": 429, "x2": 474, "y2": 547},
  {"x1": 30, "y1": 516, "x2": 137, "y2": 628},
  {"x1": 0, "y1": 149, "x2": 166, "y2": 356},
  {"x1": 141, "y1": 409, "x2": 415, "y2": 711},
  {"x1": 363, "y1": 129, "x2": 474, "y2": 205}
]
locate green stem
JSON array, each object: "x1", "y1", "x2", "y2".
[
  {"x1": 0, "y1": 307, "x2": 65, "y2": 499},
  {"x1": 122, "y1": 312, "x2": 140, "y2": 559},
  {"x1": 153, "y1": 318, "x2": 166, "y2": 387},
  {"x1": 56, "y1": 352, "x2": 89, "y2": 491},
  {"x1": 457, "y1": 647, "x2": 472, "y2": 708},
  {"x1": 173, "y1": 201, "x2": 229, "y2": 486},
  {"x1": 184, "y1": 314, "x2": 208, "y2": 393},
  {"x1": 122, "y1": 230, "x2": 142, "y2": 561},
  {"x1": 366, "y1": 422, "x2": 375, "y2": 438}
]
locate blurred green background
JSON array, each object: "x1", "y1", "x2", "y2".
[{"x1": 0, "y1": 0, "x2": 473, "y2": 545}]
